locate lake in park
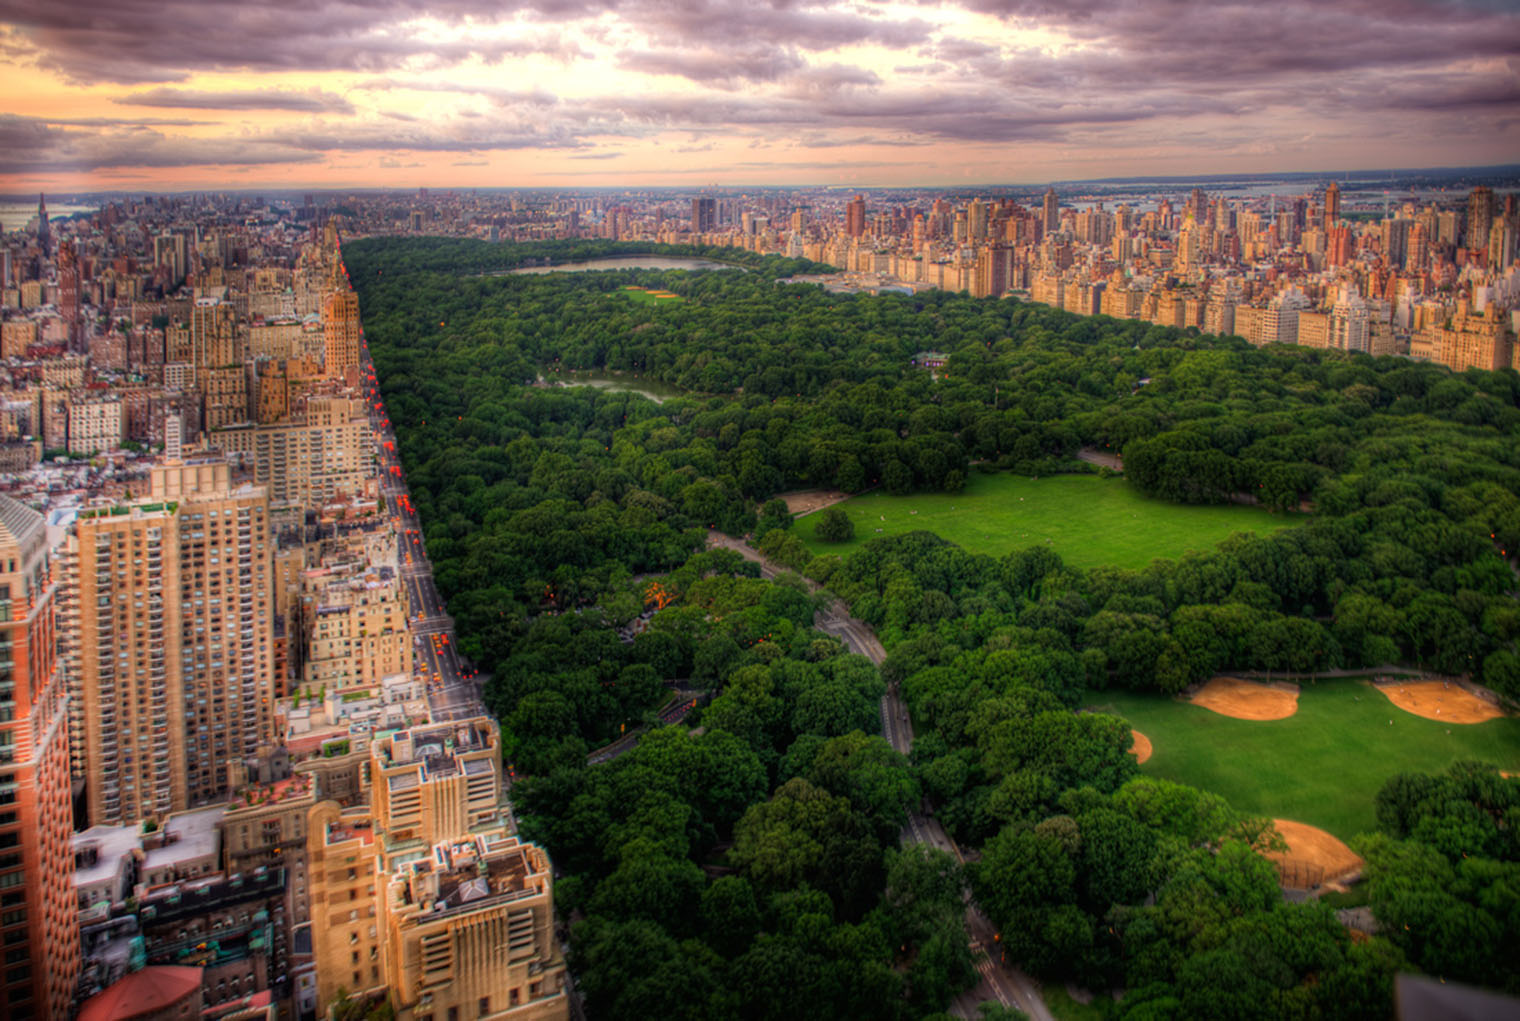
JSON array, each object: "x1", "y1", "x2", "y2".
[
  {"x1": 538, "y1": 371, "x2": 687, "y2": 404},
  {"x1": 505, "y1": 255, "x2": 740, "y2": 274}
]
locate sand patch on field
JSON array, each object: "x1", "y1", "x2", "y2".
[
  {"x1": 1373, "y1": 680, "x2": 1505, "y2": 724},
  {"x1": 1130, "y1": 730, "x2": 1153, "y2": 764},
  {"x1": 1266, "y1": 819, "x2": 1364, "y2": 889},
  {"x1": 1189, "y1": 676, "x2": 1299, "y2": 721},
  {"x1": 778, "y1": 489, "x2": 851, "y2": 516}
]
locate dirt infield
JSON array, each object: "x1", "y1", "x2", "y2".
[
  {"x1": 1189, "y1": 676, "x2": 1300, "y2": 721},
  {"x1": 1373, "y1": 680, "x2": 1506, "y2": 724},
  {"x1": 777, "y1": 489, "x2": 851, "y2": 516},
  {"x1": 1129, "y1": 730, "x2": 1153, "y2": 764},
  {"x1": 1266, "y1": 819, "x2": 1365, "y2": 889}
]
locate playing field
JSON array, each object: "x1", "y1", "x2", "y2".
[
  {"x1": 1092, "y1": 679, "x2": 1520, "y2": 839},
  {"x1": 619, "y1": 285, "x2": 683, "y2": 304},
  {"x1": 798, "y1": 472, "x2": 1298, "y2": 571}
]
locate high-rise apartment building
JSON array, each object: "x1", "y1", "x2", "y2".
[
  {"x1": 1042, "y1": 188, "x2": 1058, "y2": 233},
  {"x1": 845, "y1": 195, "x2": 866, "y2": 238},
  {"x1": 212, "y1": 394, "x2": 372, "y2": 509},
  {"x1": 322, "y1": 290, "x2": 361, "y2": 381},
  {"x1": 1467, "y1": 186, "x2": 1495, "y2": 251},
  {"x1": 190, "y1": 298, "x2": 249, "y2": 430},
  {"x1": 1323, "y1": 181, "x2": 1340, "y2": 229},
  {"x1": 0, "y1": 496, "x2": 79, "y2": 1021},
  {"x1": 65, "y1": 459, "x2": 274, "y2": 826},
  {"x1": 690, "y1": 197, "x2": 716, "y2": 235}
]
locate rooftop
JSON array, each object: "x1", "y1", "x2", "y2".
[
  {"x1": 78, "y1": 965, "x2": 202, "y2": 1021},
  {"x1": 142, "y1": 805, "x2": 225, "y2": 872},
  {"x1": 73, "y1": 824, "x2": 142, "y2": 890}
]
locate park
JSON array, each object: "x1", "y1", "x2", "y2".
[
  {"x1": 1095, "y1": 675, "x2": 1520, "y2": 843},
  {"x1": 798, "y1": 470, "x2": 1299, "y2": 571}
]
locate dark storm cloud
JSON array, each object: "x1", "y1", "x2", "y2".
[
  {"x1": 116, "y1": 87, "x2": 356, "y2": 113},
  {"x1": 959, "y1": 0, "x2": 1520, "y2": 90},
  {"x1": 0, "y1": 0, "x2": 589, "y2": 83},
  {"x1": 0, "y1": 0, "x2": 923, "y2": 84},
  {"x1": 0, "y1": 113, "x2": 319, "y2": 173}
]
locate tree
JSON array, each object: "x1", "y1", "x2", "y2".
[{"x1": 815, "y1": 507, "x2": 855, "y2": 543}]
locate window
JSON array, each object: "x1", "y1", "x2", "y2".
[{"x1": 478, "y1": 997, "x2": 489, "y2": 1017}]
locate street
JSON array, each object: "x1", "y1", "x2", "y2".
[{"x1": 360, "y1": 345, "x2": 487, "y2": 724}]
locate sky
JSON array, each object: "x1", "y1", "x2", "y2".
[{"x1": 0, "y1": 0, "x2": 1517, "y2": 193}]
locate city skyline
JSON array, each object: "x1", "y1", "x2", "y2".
[{"x1": 2, "y1": 0, "x2": 1518, "y2": 192}]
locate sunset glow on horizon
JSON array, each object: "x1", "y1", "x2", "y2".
[{"x1": 1, "y1": 0, "x2": 1517, "y2": 192}]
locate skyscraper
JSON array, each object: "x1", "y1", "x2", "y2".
[
  {"x1": 690, "y1": 197, "x2": 716, "y2": 234},
  {"x1": 35, "y1": 193, "x2": 51, "y2": 258},
  {"x1": 1188, "y1": 188, "x2": 1208, "y2": 225},
  {"x1": 0, "y1": 495, "x2": 79, "y2": 1021},
  {"x1": 1467, "y1": 186, "x2": 1496, "y2": 251},
  {"x1": 1042, "y1": 188, "x2": 1059, "y2": 233},
  {"x1": 190, "y1": 298, "x2": 248, "y2": 430},
  {"x1": 845, "y1": 195, "x2": 866, "y2": 238},
  {"x1": 64, "y1": 459, "x2": 274, "y2": 826},
  {"x1": 1323, "y1": 181, "x2": 1340, "y2": 230}
]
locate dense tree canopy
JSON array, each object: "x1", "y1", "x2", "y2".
[{"x1": 349, "y1": 237, "x2": 1520, "y2": 1018}]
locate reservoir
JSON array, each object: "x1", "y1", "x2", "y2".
[{"x1": 505, "y1": 255, "x2": 741, "y2": 274}]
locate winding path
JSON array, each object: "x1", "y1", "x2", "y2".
[{"x1": 706, "y1": 532, "x2": 1055, "y2": 1021}]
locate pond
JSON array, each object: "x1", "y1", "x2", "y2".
[
  {"x1": 504, "y1": 255, "x2": 742, "y2": 274},
  {"x1": 537, "y1": 371, "x2": 689, "y2": 405}
]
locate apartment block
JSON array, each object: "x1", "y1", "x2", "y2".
[
  {"x1": 212, "y1": 395, "x2": 372, "y2": 509},
  {"x1": 64, "y1": 459, "x2": 274, "y2": 826}
]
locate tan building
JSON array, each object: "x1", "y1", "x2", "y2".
[
  {"x1": 302, "y1": 568, "x2": 412, "y2": 692},
  {"x1": 1432, "y1": 302, "x2": 1514, "y2": 372},
  {"x1": 2, "y1": 319, "x2": 37, "y2": 358},
  {"x1": 190, "y1": 300, "x2": 249, "y2": 430},
  {"x1": 1100, "y1": 285, "x2": 1141, "y2": 320},
  {"x1": 65, "y1": 501, "x2": 186, "y2": 825},
  {"x1": 322, "y1": 291, "x2": 361, "y2": 380},
  {"x1": 307, "y1": 719, "x2": 568, "y2": 1021},
  {"x1": 212, "y1": 395, "x2": 371, "y2": 509},
  {"x1": 68, "y1": 392, "x2": 124, "y2": 455},
  {"x1": 1297, "y1": 310, "x2": 1331, "y2": 349},
  {"x1": 64, "y1": 459, "x2": 275, "y2": 826}
]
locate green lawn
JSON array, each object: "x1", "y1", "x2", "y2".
[
  {"x1": 798, "y1": 472, "x2": 1299, "y2": 571},
  {"x1": 619, "y1": 285, "x2": 684, "y2": 304},
  {"x1": 1092, "y1": 680, "x2": 1520, "y2": 839}
]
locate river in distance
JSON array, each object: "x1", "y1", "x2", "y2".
[{"x1": 0, "y1": 203, "x2": 96, "y2": 232}]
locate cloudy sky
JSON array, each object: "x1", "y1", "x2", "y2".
[{"x1": 0, "y1": 0, "x2": 1516, "y2": 192}]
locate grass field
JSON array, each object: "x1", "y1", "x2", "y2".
[
  {"x1": 798, "y1": 472, "x2": 1299, "y2": 571},
  {"x1": 1092, "y1": 680, "x2": 1520, "y2": 839},
  {"x1": 619, "y1": 285, "x2": 684, "y2": 304}
]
